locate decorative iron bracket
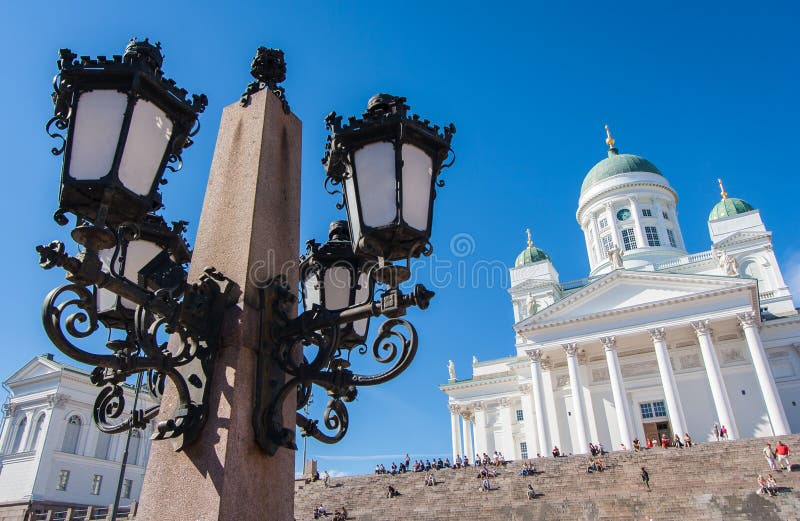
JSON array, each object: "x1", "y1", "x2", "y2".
[{"x1": 253, "y1": 271, "x2": 434, "y2": 455}]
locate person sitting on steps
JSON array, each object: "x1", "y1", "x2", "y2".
[
  {"x1": 386, "y1": 485, "x2": 399, "y2": 498},
  {"x1": 526, "y1": 483, "x2": 536, "y2": 499}
]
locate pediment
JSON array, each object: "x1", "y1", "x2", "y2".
[
  {"x1": 4, "y1": 356, "x2": 61, "y2": 386},
  {"x1": 713, "y1": 230, "x2": 771, "y2": 249},
  {"x1": 517, "y1": 270, "x2": 756, "y2": 330}
]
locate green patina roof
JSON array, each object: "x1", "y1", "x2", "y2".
[
  {"x1": 581, "y1": 149, "x2": 663, "y2": 195},
  {"x1": 514, "y1": 246, "x2": 550, "y2": 267},
  {"x1": 709, "y1": 197, "x2": 754, "y2": 221}
]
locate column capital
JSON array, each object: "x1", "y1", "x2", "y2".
[
  {"x1": 48, "y1": 393, "x2": 68, "y2": 409},
  {"x1": 737, "y1": 311, "x2": 759, "y2": 329},
  {"x1": 473, "y1": 401, "x2": 485, "y2": 411},
  {"x1": 562, "y1": 343, "x2": 579, "y2": 357},
  {"x1": 691, "y1": 320, "x2": 712, "y2": 337},
  {"x1": 499, "y1": 397, "x2": 511, "y2": 408},
  {"x1": 448, "y1": 403, "x2": 461, "y2": 414},
  {"x1": 460, "y1": 410, "x2": 474, "y2": 422},
  {"x1": 518, "y1": 384, "x2": 531, "y2": 393},
  {"x1": 526, "y1": 349, "x2": 543, "y2": 364},
  {"x1": 600, "y1": 336, "x2": 617, "y2": 352},
  {"x1": 2, "y1": 402, "x2": 17, "y2": 416},
  {"x1": 649, "y1": 327, "x2": 666, "y2": 342}
]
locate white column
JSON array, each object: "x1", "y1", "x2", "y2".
[
  {"x1": 461, "y1": 410, "x2": 475, "y2": 461},
  {"x1": 564, "y1": 343, "x2": 589, "y2": 454},
  {"x1": 500, "y1": 398, "x2": 516, "y2": 459},
  {"x1": 0, "y1": 405, "x2": 17, "y2": 453},
  {"x1": 527, "y1": 350, "x2": 550, "y2": 457},
  {"x1": 473, "y1": 403, "x2": 488, "y2": 458},
  {"x1": 627, "y1": 196, "x2": 646, "y2": 247},
  {"x1": 579, "y1": 359, "x2": 600, "y2": 444},
  {"x1": 738, "y1": 312, "x2": 791, "y2": 435},
  {"x1": 692, "y1": 320, "x2": 738, "y2": 439},
  {"x1": 449, "y1": 404, "x2": 462, "y2": 463},
  {"x1": 649, "y1": 328, "x2": 688, "y2": 438},
  {"x1": 519, "y1": 385, "x2": 538, "y2": 459},
  {"x1": 601, "y1": 336, "x2": 634, "y2": 449}
]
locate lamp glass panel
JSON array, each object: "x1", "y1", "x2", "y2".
[
  {"x1": 353, "y1": 142, "x2": 397, "y2": 227},
  {"x1": 119, "y1": 240, "x2": 162, "y2": 309},
  {"x1": 118, "y1": 99, "x2": 173, "y2": 196},
  {"x1": 302, "y1": 272, "x2": 321, "y2": 311},
  {"x1": 352, "y1": 270, "x2": 370, "y2": 336},
  {"x1": 324, "y1": 264, "x2": 352, "y2": 311},
  {"x1": 70, "y1": 91, "x2": 127, "y2": 181},
  {"x1": 401, "y1": 144, "x2": 433, "y2": 232},
  {"x1": 344, "y1": 176, "x2": 362, "y2": 249}
]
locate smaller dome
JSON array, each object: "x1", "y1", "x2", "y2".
[
  {"x1": 709, "y1": 197, "x2": 754, "y2": 221},
  {"x1": 515, "y1": 246, "x2": 550, "y2": 267}
]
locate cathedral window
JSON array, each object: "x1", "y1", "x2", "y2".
[
  {"x1": 57, "y1": 470, "x2": 70, "y2": 491},
  {"x1": 621, "y1": 228, "x2": 637, "y2": 250},
  {"x1": 601, "y1": 235, "x2": 614, "y2": 252},
  {"x1": 644, "y1": 226, "x2": 661, "y2": 247},
  {"x1": 30, "y1": 414, "x2": 45, "y2": 452},
  {"x1": 11, "y1": 417, "x2": 27, "y2": 453},
  {"x1": 667, "y1": 229, "x2": 677, "y2": 248},
  {"x1": 520, "y1": 441, "x2": 528, "y2": 459},
  {"x1": 598, "y1": 217, "x2": 608, "y2": 230},
  {"x1": 122, "y1": 479, "x2": 133, "y2": 499},
  {"x1": 129, "y1": 430, "x2": 142, "y2": 465},
  {"x1": 62, "y1": 415, "x2": 81, "y2": 454},
  {"x1": 641, "y1": 208, "x2": 652, "y2": 217},
  {"x1": 662, "y1": 211, "x2": 669, "y2": 220},
  {"x1": 516, "y1": 409, "x2": 524, "y2": 421},
  {"x1": 640, "y1": 400, "x2": 667, "y2": 419},
  {"x1": 90, "y1": 474, "x2": 103, "y2": 495}
]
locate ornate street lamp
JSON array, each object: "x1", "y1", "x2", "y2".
[
  {"x1": 256, "y1": 93, "x2": 455, "y2": 455},
  {"x1": 322, "y1": 94, "x2": 455, "y2": 262},
  {"x1": 37, "y1": 40, "x2": 236, "y2": 451},
  {"x1": 48, "y1": 38, "x2": 207, "y2": 233},
  {"x1": 299, "y1": 221, "x2": 374, "y2": 351},
  {"x1": 96, "y1": 215, "x2": 191, "y2": 331}
]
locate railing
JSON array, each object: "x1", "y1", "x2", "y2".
[
  {"x1": 32, "y1": 502, "x2": 135, "y2": 521},
  {"x1": 759, "y1": 290, "x2": 776, "y2": 300},
  {"x1": 653, "y1": 250, "x2": 714, "y2": 270}
]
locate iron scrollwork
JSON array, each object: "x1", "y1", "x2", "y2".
[
  {"x1": 37, "y1": 237, "x2": 239, "y2": 450},
  {"x1": 254, "y1": 265, "x2": 433, "y2": 455}
]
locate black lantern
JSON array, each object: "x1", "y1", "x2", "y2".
[
  {"x1": 299, "y1": 221, "x2": 374, "y2": 349},
  {"x1": 322, "y1": 94, "x2": 455, "y2": 261},
  {"x1": 95, "y1": 215, "x2": 191, "y2": 330},
  {"x1": 48, "y1": 39, "x2": 207, "y2": 227}
]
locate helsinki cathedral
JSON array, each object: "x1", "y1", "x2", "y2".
[{"x1": 440, "y1": 127, "x2": 800, "y2": 460}]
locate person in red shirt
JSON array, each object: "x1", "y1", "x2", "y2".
[{"x1": 776, "y1": 441, "x2": 791, "y2": 471}]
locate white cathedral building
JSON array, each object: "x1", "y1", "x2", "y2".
[{"x1": 440, "y1": 129, "x2": 800, "y2": 462}]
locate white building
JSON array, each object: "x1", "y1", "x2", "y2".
[
  {"x1": 441, "y1": 132, "x2": 800, "y2": 462},
  {"x1": 0, "y1": 355, "x2": 156, "y2": 520}
]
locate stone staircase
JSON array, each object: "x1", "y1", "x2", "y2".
[{"x1": 294, "y1": 437, "x2": 800, "y2": 521}]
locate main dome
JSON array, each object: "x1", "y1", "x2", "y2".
[{"x1": 581, "y1": 149, "x2": 663, "y2": 195}]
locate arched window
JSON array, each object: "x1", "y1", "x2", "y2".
[
  {"x1": 62, "y1": 415, "x2": 82, "y2": 454},
  {"x1": 29, "y1": 414, "x2": 45, "y2": 452},
  {"x1": 128, "y1": 430, "x2": 141, "y2": 465},
  {"x1": 11, "y1": 417, "x2": 27, "y2": 453},
  {"x1": 94, "y1": 431, "x2": 112, "y2": 460}
]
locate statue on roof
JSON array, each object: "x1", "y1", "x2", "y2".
[
  {"x1": 448, "y1": 359, "x2": 456, "y2": 381},
  {"x1": 607, "y1": 244, "x2": 624, "y2": 269},
  {"x1": 525, "y1": 293, "x2": 538, "y2": 316}
]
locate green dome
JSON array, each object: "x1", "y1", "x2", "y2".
[
  {"x1": 581, "y1": 149, "x2": 663, "y2": 195},
  {"x1": 709, "y1": 197, "x2": 754, "y2": 221},
  {"x1": 515, "y1": 246, "x2": 550, "y2": 267}
]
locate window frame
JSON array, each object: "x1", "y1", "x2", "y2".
[
  {"x1": 57, "y1": 470, "x2": 70, "y2": 491},
  {"x1": 666, "y1": 229, "x2": 677, "y2": 248},
  {"x1": 641, "y1": 208, "x2": 653, "y2": 217},
  {"x1": 644, "y1": 225, "x2": 661, "y2": 247},
  {"x1": 621, "y1": 228, "x2": 637, "y2": 250},
  {"x1": 598, "y1": 217, "x2": 608, "y2": 230},
  {"x1": 90, "y1": 474, "x2": 103, "y2": 495},
  {"x1": 601, "y1": 234, "x2": 614, "y2": 252},
  {"x1": 516, "y1": 409, "x2": 524, "y2": 422},
  {"x1": 122, "y1": 479, "x2": 133, "y2": 499},
  {"x1": 520, "y1": 441, "x2": 528, "y2": 459}
]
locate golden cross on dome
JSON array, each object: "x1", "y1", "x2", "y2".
[
  {"x1": 605, "y1": 124, "x2": 615, "y2": 149},
  {"x1": 717, "y1": 178, "x2": 728, "y2": 200},
  {"x1": 526, "y1": 228, "x2": 533, "y2": 248}
]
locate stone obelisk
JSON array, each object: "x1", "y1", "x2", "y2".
[{"x1": 137, "y1": 87, "x2": 301, "y2": 521}]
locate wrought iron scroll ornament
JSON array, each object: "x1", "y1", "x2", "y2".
[
  {"x1": 255, "y1": 268, "x2": 433, "y2": 455},
  {"x1": 240, "y1": 47, "x2": 290, "y2": 113}
]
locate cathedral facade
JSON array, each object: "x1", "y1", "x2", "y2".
[{"x1": 440, "y1": 131, "x2": 800, "y2": 461}]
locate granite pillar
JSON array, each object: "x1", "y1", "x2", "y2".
[{"x1": 137, "y1": 89, "x2": 301, "y2": 521}]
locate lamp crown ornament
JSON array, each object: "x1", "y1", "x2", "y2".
[
  {"x1": 240, "y1": 47, "x2": 289, "y2": 112},
  {"x1": 123, "y1": 38, "x2": 164, "y2": 73}
]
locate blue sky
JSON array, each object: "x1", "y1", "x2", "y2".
[{"x1": 2, "y1": 1, "x2": 799, "y2": 477}]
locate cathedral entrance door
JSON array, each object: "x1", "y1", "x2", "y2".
[{"x1": 643, "y1": 421, "x2": 671, "y2": 443}]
